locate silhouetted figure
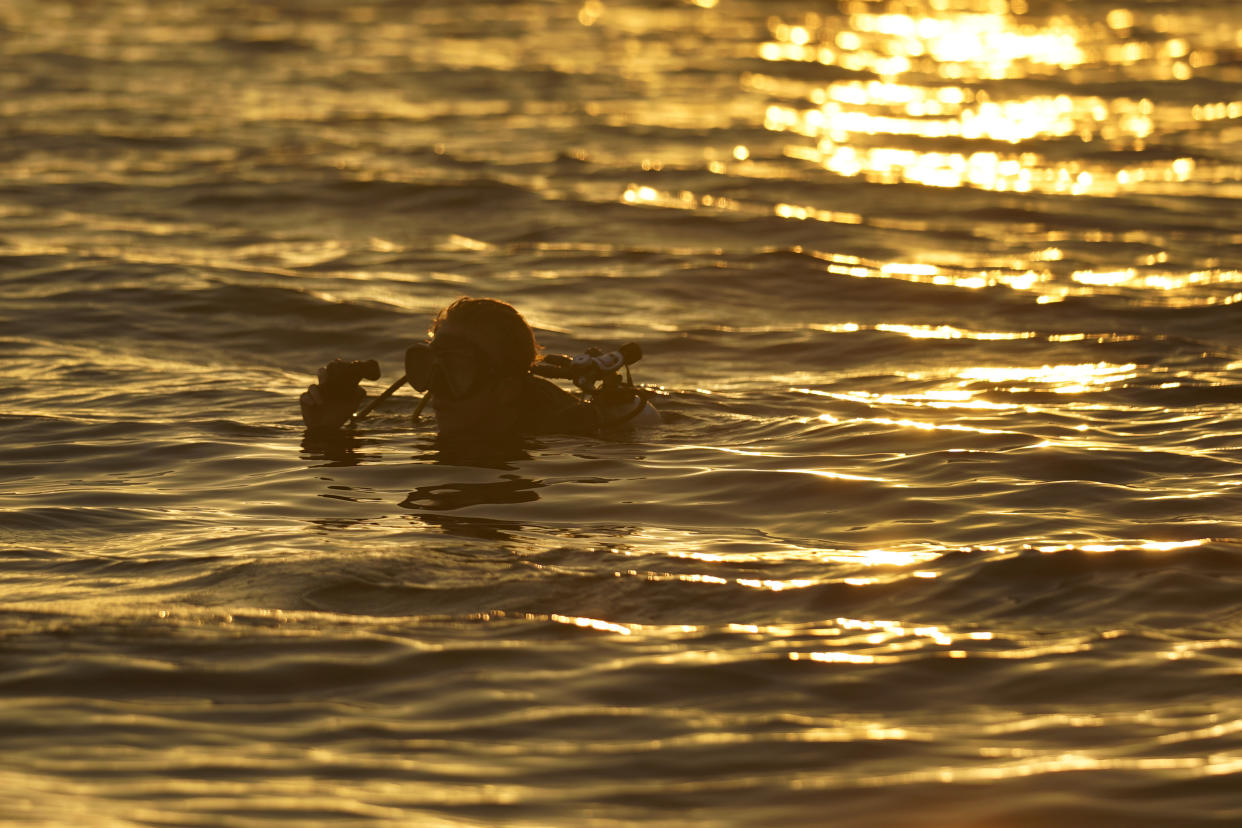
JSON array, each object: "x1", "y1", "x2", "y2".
[{"x1": 300, "y1": 296, "x2": 656, "y2": 442}]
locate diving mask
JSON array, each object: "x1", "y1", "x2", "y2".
[{"x1": 404, "y1": 338, "x2": 496, "y2": 400}]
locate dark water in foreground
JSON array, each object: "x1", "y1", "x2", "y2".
[{"x1": 3, "y1": 0, "x2": 1242, "y2": 824}]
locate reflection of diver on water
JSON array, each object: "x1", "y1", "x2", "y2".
[
  {"x1": 300, "y1": 296, "x2": 659, "y2": 443},
  {"x1": 400, "y1": 474, "x2": 544, "y2": 541},
  {"x1": 401, "y1": 475, "x2": 542, "y2": 511}
]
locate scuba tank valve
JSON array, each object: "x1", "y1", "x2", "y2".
[{"x1": 534, "y1": 342, "x2": 659, "y2": 428}]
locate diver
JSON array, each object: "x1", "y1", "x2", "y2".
[{"x1": 300, "y1": 296, "x2": 658, "y2": 441}]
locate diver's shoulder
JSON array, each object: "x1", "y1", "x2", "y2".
[
  {"x1": 526, "y1": 373, "x2": 579, "y2": 402},
  {"x1": 519, "y1": 374, "x2": 595, "y2": 435},
  {"x1": 522, "y1": 373, "x2": 661, "y2": 435}
]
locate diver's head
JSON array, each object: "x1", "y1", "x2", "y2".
[{"x1": 406, "y1": 297, "x2": 538, "y2": 439}]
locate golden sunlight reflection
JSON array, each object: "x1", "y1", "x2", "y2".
[
  {"x1": 957, "y1": 361, "x2": 1139, "y2": 392},
  {"x1": 796, "y1": 386, "x2": 1017, "y2": 412},
  {"x1": 1031, "y1": 539, "x2": 1208, "y2": 554},
  {"x1": 871, "y1": 323, "x2": 1031, "y2": 341},
  {"x1": 793, "y1": 358, "x2": 1147, "y2": 435},
  {"x1": 845, "y1": 753, "x2": 1242, "y2": 788},
  {"x1": 752, "y1": 1, "x2": 1242, "y2": 196},
  {"x1": 623, "y1": 564, "x2": 924, "y2": 593},
  {"x1": 610, "y1": 188, "x2": 1242, "y2": 301},
  {"x1": 549, "y1": 613, "x2": 634, "y2": 635},
  {"x1": 780, "y1": 616, "x2": 1097, "y2": 669},
  {"x1": 851, "y1": 416, "x2": 1010, "y2": 435},
  {"x1": 620, "y1": 526, "x2": 947, "y2": 571}
]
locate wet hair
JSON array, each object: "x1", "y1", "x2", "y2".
[{"x1": 431, "y1": 296, "x2": 539, "y2": 375}]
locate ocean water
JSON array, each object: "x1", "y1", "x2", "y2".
[{"x1": 3, "y1": 0, "x2": 1242, "y2": 824}]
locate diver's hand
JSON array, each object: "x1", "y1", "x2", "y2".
[{"x1": 300, "y1": 359, "x2": 380, "y2": 431}]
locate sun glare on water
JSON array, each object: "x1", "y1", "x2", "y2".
[{"x1": 750, "y1": 0, "x2": 1242, "y2": 197}]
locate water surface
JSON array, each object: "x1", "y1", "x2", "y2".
[{"x1": 2, "y1": 0, "x2": 1242, "y2": 824}]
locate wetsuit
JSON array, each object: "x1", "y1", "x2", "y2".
[{"x1": 514, "y1": 375, "x2": 598, "y2": 436}]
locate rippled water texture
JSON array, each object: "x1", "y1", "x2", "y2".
[{"x1": 3, "y1": 0, "x2": 1242, "y2": 824}]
